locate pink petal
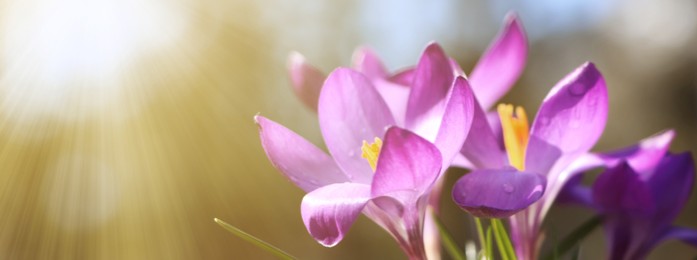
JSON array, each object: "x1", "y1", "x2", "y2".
[
  {"x1": 459, "y1": 96, "x2": 507, "y2": 169},
  {"x1": 287, "y1": 51, "x2": 326, "y2": 111},
  {"x1": 433, "y1": 76, "x2": 475, "y2": 167},
  {"x1": 526, "y1": 62, "x2": 608, "y2": 175},
  {"x1": 318, "y1": 68, "x2": 396, "y2": 184},
  {"x1": 469, "y1": 12, "x2": 527, "y2": 110},
  {"x1": 599, "y1": 130, "x2": 675, "y2": 174},
  {"x1": 256, "y1": 116, "x2": 348, "y2": 192},
  {"x1": 451, "y1": 154, "x2": 474, "y2": 169},
  {"x1": 301, "y1": 183, "x2": 372, "y2": 247},
  {"x1": 405, "y1": 42, "x2": 454, "y2": 138},
  {"x1": 450, "y1": 58, "x2": 466, "y2": 77},
  {"x1": 537, "y1": 153, "x2": 605, "y2": 220},
  {"x1": 373, "y1": 79, "x2": 411, "y2": 126},
  {"x1": 389, "y1": 68, "x2": 415, "y2": 86},
  {"x1": 371, "y1": 127, "x2": 442, "y2": 197},
  {"x1": 352, "y1": 46, "x2": 388, "y2": 80}
]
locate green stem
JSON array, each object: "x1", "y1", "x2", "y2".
[
  {"x1": 474, "y1": 218, "x2": 487, "y2": 257},
  {"x1": 214, "y1": 218, "x2": 297, "y2": 260},
  {"x1": 491, "y1": 219, "x2": 511, "y2": 260},
  {"x1": 485, "y1": 226, "x2": 493, "y2": 260},
  {"x1": 492, "y1": 219, "x2": 517, "y2": 260}
]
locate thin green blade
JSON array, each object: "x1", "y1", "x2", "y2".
[
  {"x1": 491, "y1": 219, "x2": 516, "y2": 260},
  {"x1": 474, "y1": 218, "x2": 487, "y2": 257},
  {"x1": 214, "y1": 218, "x2": 297, "y2": 260},
  {"x1": 486, "y1": 226, "x2": 493, "y2": 260}
]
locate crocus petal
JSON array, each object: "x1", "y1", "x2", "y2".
[
  {"x1": 256, "y1": 116, "x2": 348, "y2": 192},
  {"x1": 459, "y1": 96, "x2": 507, "y2": 169},
  {"x1": 450, "y1": 58, "x2": 466, "y2": 77},
  {"x1": 599, "y1": 130, "x2": 675, "y2": 174},
  {"x1": 604, "y1": 217, "x2": 634, "y2": 260},
  {"x1": 556, "y1": 174, "x2": 594, "y2": 208},
  {"x1": 423, "y1": 208, "x2": 442, "y2": 260},
  {"x1": 656, "y1": 226, "x2": 697, "y2": 248},
  {"x1": 646, "y1": 152, "x2": 695, "y2": 226},
  {"x1": 469, "y1": 12, "x2": 527, "y2": 110},
  {"x1": 287, "y1": 51, "x2": 326, "y2": 111},
  {"x1": 537, "y1": 152, "x2": 605, "y2": 220},
  {"x1": 592, "y1": 162, "x2": 655, "y2": 215},
  {"x1": 318, "y1": 68, "x2": 396, "y2": 184},
  {"x1": 452, "y1": 168, "x2": 546, "y2": 218},
  {"x1": 486, "y1": 111, "x2": 503, "y2": 144},
  {"x1": 433, "y1": 76, "x2": 475, "y2": 166},
  {"x1": 526, "y1": 62, "x2": 608, "y2": 175},
  {"x1": 451, "y1": 154, "x2": 474, "y2": 169},
  {"x1": 352, "y1": 46, "x2": 388, "y2": 80},
  {"x1": 405, "y1": 42, "x2": 454, "y2": 138},
  {"x1": 372, "y1": 127, "x2": 442, "y2": 197},
  {"x1": 301, "y1": 183, "x2": 372, "y2": 247},
  {"x1": 373, "y1": 79, "x2": 411, "y2": 126},
  {"x1": 389, "y1": 68, "x2": 415, "y2": 86}
]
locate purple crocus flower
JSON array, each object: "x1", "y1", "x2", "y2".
[
  {"x1": 453, "y1": 62, "x2": 608, "y2": 259},
  {"x1": 284, "y1": 12, "x2": 527, "y2": 257},
  {"x1": 559, "y1": 130, "x2": 678, "y2": 208},
  {"x1": 594, "y1": 153, "x2": 697, "y2": 259},
  {"x1": 300, "y1": 126, "x2": 442, "y2": 258},
  {"x1": 257, "y1": 60, "x2": 474, "y2": 258},
  {"x1": 284, "y1": 40, "x2": 478, "y2": 259},
  {"x1": 558, "y1": 131, "x2": 697, "y2": 259}
]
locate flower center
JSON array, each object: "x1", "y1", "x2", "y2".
[
  {"x1": 361, "y1": 137, "x2": 383, "y2": 172},
  {"x1": 498, "y1": 104, "x2": 529, "y2": 171}
]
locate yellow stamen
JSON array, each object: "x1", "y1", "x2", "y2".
[
  {"x1": 498, "y1": 104, "x2": 530, "y2": 171},
  {"x1": 361, "y1": 137, "x2": 383, "y2": 172}
]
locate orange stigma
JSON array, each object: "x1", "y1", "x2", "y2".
[{"x1": 498, "y1": 104, "x2": 530, "y2": 171}]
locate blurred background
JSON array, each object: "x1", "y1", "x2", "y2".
[{"x1": 0, "y1": 0, "x2": 695, "y2": 259}]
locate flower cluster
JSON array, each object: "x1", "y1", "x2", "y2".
[{"x1": 255, "y1": 12, "x2": 697, "y2": 260}]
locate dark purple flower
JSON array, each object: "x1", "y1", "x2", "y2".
[
  {"x1": 560, "y1": 130, "x2": 697, "y2": 260},
  {"x1": 595, "y1": 153, "x2": 697, "y2": 259},
  {"x1": 559, "y1": 130, "x2": 676, "y2": 208}
]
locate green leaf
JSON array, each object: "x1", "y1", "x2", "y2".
[
  {"x1": 214, "y1": 218, "x2": 297, "y2": 260},
  {"x1": 542, "y1": 215, "x2": 602, "y2": 260},
  {"x1": 474, "y1": 218, "x2": 487, "y2": 257},
  {"x1": 491, "y1": 221, "x2": 510, "y2": 260},
  {"x1": 491, "y1": 219, "x2": 516, "y2": 260},
  {"x1": 486, "y1": 226, "x2": 493, "y2": 260},
  {"x1": 434, "y1": 216, "x2": 467, "y2": 260}
]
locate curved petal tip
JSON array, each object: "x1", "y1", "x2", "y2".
[
  {"x1": 452, "y1": 169, "x2": 546, "y2": 218},
  {"x1": 469, "y1": 12, "x2": 527, "y2": 109},
  {"x1": 287, "y1": 51, "x2": 326, "y2": 111},
  {"x1": 301, "y1": 183, "x2": 371, "y2": 247},
  {"x1": 351, "y1": 46, "x2": 388, "y2": 79}
]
